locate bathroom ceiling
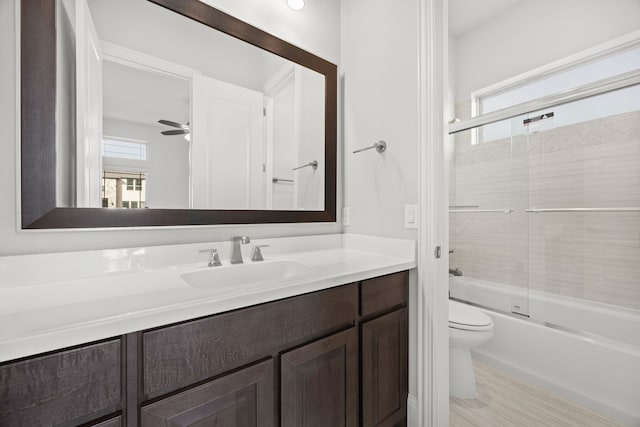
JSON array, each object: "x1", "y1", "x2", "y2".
[{"x1": 449, "y1": 0, "x2": 523, "y2": 36}]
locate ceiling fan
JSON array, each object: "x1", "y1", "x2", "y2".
[{"x1": 158, "y1": 119, "x2": 190, "y2": 137}]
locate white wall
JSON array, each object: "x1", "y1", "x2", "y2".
[
  {"x1": 341, "y1": 0, "x2": 420, "y2": 239},
  {"x1": 453, "y1": 0, "x2": 640, "y2": 102},
  {"x1": 340, "y1": 0, "x2": 421, "y2": 408},
  {"x1": 0, "y1": 0, "x2": 341, "y2": 255}
]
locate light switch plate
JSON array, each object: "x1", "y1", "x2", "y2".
[
  {"x1": 342, "y1": 207, "x2": 351, "y2": 226},
  {"x1": 404, "y1": 204, "x2": 418, "y2": 229}
]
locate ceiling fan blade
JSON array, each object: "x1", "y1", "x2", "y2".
[
  {"x1": 161, "y1": 129, "x2": 189, "y2": 135},
  {"x1": 158, "y1": 119, "x2": 186, "y2": 129}
]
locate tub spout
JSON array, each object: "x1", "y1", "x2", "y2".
[{"x1": 449, "y1": 268, "x2": 463, "y2": 276}]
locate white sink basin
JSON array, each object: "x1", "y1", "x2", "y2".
[{"x1": 180, "y1": 260, "x2": 314, "y2": 291}]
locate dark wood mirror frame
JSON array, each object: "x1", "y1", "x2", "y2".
[{"x1": 21, "y1": 0, "x2": 337, "y2": 229}]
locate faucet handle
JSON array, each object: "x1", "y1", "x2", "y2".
[
  {"x1": 251, "y1": 245, "x2": 270, "y2": 262},
  {"x1": 199, "y1": 248, "x2": 222, "y2": 267}
]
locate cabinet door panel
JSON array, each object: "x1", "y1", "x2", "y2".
[
  {"x1": 0, "y1": 339, "x2": 122, "y2": 426},
  {"x1": 281, "y1": 327, "x2": 358, "y2": 427},
  {"x1": 141, "y1": 359, "x2": 274, "y2": 427},
  {"x1": 144, "y1": 284, "x2": 356, "y2": 398},
  {"x1": 362, "y1": 308, "x2": 408, "y2": 427}
]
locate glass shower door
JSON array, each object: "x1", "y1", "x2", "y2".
[
  {"x1": 523, "y1": 86, "x2": 640, "y2": 345},
  {"x1": 448, "y1": 116, "x2": 529, "y2": 315}
]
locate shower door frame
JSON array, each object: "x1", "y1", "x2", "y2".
[{"x1": 417, "y1": 0, "x2": 449, "y2": 426}]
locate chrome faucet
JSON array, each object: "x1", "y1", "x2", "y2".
[
  {"x1": 251, "y1": 245, "x2": 270, "y2": 262},
  {"x1": 199, "y1": 248, "x2": 221, "y2": 267},
  {"x1": 448, "y1": 249, "x2": 462, "y2": 276},
  {"x1": 230, "y1": 236, "x2": 250, "y2": 264}
]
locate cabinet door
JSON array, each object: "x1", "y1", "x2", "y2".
[
  {"x1": 281, "y1": 327, "x2": 358, "y2": 427},
  {"x1": 0, "y1": 339, "x2": 122, "y2": 426},
  {"x1": 362, "y1": 308, "x2": 408, "y2": 427},
  {"x1": 141, "y1": 359, "x2": 274, "y2": 427}
]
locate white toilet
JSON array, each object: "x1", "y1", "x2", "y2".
[{"x1": 449, "y1": 299, "x2": 494, "y2": 399}]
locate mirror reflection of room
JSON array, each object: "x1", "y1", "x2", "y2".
[{"x1": 55, "y1": 0, "x2": 325, "y2": 211}]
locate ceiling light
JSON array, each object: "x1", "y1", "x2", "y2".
[{"x1": 287, "y1": 0, "x2": 305, "y2": 11}]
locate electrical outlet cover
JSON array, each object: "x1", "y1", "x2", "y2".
[{"x1": 342, "y1": 207, "x2": 351, "y2": 226}]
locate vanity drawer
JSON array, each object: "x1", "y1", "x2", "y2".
[
  {"x1": 0, "y1": 339, "x2": 122, "y2": 426},
  {"x1": 142, "y1": 283, "x2": 358, "y2": 398},
  {"x1": 360, "y1": 271, "x2": 408, "y2": 318}
]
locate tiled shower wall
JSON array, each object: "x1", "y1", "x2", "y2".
[{"x1": 449, "y1": 109, "x2": 640, "y2": 310}]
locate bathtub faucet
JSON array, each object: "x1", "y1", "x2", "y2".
[{"x1": 449, "y1": 267, "x2": 463, "y2": 276}]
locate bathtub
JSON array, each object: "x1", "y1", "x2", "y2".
[{"x1": 450, "y1": 276, "x2": 640, "y2": 426}]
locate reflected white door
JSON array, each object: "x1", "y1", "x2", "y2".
[
  {"x1": 191, "y1": 75, "x2": 265, "y2": 209},
  {"x1": 75, "y1": 0, "x2": 102, "y2": 207},
  {"x1": 268, "y1": 80, "x2": 297, "y2": 210}
]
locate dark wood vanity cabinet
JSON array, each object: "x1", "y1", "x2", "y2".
[{"x1": 0, "y1": 271, "x2": 408, "y2": 427}]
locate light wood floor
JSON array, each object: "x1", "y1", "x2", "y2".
[{"x1": 450, "y1": 359, "x2": 626, "y2": 427}]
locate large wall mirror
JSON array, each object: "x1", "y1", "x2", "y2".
[{"x1": 21, "y1": 0, "x2": 337, "y2": 228}]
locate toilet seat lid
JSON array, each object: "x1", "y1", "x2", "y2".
[{"x1": 449, "y1": 300, "x2": 493, "y2": 329}]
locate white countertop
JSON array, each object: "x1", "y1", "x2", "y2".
[{"x1": 0, "y1": 234, "x2": 415, "y2": 362}]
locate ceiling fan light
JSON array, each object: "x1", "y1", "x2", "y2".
[
  {"x1": 287, "y1": 0, "x2": 305, "y2": 11},
  {"x1": 184, "y1": 133, "x2": 191, "y2": 142}
]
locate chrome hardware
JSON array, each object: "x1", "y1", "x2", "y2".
[
  {"x1": 251, "y1": 245, "x2": 270, "y2": 262},
  {"x1": 449, "y1": 268, "x2": 463, "y2": 277},
  {"x1": 449, "y1": 207, "x2": 513, "y2": 214},
  {"x1": 523, "y1": 111, "x2": 554, "y2": 125},
  {"x1": 230, "y1": 236, "x2": 251, "y2": 264},
  {"x1": 353, "y1": 140, "x2": 387, "y2": 154},
  {"x1": 199, "y1": 248, "x2": 222, "y2": 267},
  {"x1": 292, "y1": 160, "x2": 318, "y2": 171},
  {"x1": 525, "y1": 207, "x2": 640, "y2": 213},
  {"x1": 272, "y1": 177, "x2": 294, "y2": 184}
]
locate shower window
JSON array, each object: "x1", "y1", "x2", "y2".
[{"x1": 471, "y1": 42, "x2": 640, "y2": 144}]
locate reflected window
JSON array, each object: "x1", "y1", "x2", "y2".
[
  {"x1": 102, "y1": 137, "x2": 147, "y2": 160},
  {"x1": 126, "y1": 178, "x2": 143, "y2": 191}
]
